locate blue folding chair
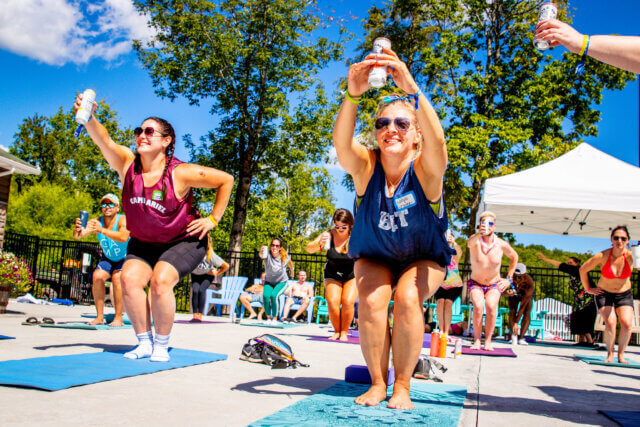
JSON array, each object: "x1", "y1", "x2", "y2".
[
  {"x1": 202, "y1": 276, "x2": 248, "y2": 318},
  {"x1": 278, "y1": 280, "x2": 316, "y2": 323},
  {"x1": 315, "y1": 296, "x2": 329, "y2": 324},
  {"x1": 239, "y1": 278, "x2": 264, "y2": 319},
  {"x1": 518, "y1": 298, "x2": 548, "y2": 338}
]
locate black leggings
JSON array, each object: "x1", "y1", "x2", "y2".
[{"x1": 191, "y1": 274, "x2": 212, "y2": 315}]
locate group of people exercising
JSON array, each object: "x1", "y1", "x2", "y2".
[{"x1": 71, "y1": 17, "x2": 638, "y2": 409}]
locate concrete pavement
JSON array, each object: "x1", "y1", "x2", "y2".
[{"x1": 0, "y1": 300, "x2": 637, "y2": 426}]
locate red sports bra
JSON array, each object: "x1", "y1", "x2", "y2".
[{"x1": 601, "y1": 250, "x2": 632, "y2": 279}]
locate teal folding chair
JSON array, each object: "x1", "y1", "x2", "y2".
[{"x1": 315, "y1": 296, "x2": 329, "y2": 324}]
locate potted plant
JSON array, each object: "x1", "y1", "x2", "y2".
[{"x1": 0, "y1": 251, "x2": 34, "y2": 314}]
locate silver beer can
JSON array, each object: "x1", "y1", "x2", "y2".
[
  {"x1": 75, "y1": 89, "x2": 96, "y2": 125},
  {"x1": 368, "y1": 37, "x2": 392, "y2": 88},
  {"x1": 533, "y1": 1, "x2": 557, "y2": 50}
]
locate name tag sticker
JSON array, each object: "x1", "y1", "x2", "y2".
[
  {"x1": 394, "y1": 191, "x2": 416, "y2": 211},
  {"x1": 152, "y1": 190, "x2": 164, "y2": 201}
]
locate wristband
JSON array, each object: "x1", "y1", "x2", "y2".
[
  {"x1": 575, "y1": 35, "x2": 590, "y2": 76},
  {"x1": 345, "y1": 90, "x2": 362, "y2": 105},
  {"x1": 407, "y1": 89, "x2": 422, "y2": 110},
  {"x1": 578, "y1": 34, "x2": 589, "y2": 56},
  {"x1": 209, "y1": 215, "x2": 218, "y2": 226}
]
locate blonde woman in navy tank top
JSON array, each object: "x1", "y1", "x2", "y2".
[
  {"x1": 333, "y1": 47, "x2": 452, "y2": 410},
  {"x1": 74, "y1": 93, "x2": 233, "y2": 362}
]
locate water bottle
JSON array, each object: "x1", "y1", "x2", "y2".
[
  {"x1": 75, "y1": 89, "x2": 96, "y2": 125},
  {"x1": 429, "y1": 331, "x2": 440, "y2": 357},
  {"x1": 454, "y1": 339, "x2": 462, "y2": 358},
  {"x1": 368, "y1": 37, "x2": 392, "y2": 88},
  {"x1": 533, "y1": 1, "x2": 557, "y2": 50},
  {"x1": 230, "y1": 309, "x2": 236, "y2": 323},
  {"x1": 438, "y1": 333, "x2": 447, "y2": 358}
]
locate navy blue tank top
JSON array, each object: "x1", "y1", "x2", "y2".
[{"x1": 348, "y1": 158, "x2": 453, "y2": 268}]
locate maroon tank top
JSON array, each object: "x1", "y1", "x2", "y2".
[{"x1": 122, "y1": 156, "x2": 200, "y2": 243}]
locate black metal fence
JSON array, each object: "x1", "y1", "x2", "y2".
[{"x1": 4, "y1": 231, "x2": 638, "y2": 314}]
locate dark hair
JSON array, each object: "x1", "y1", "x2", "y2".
[
  {"x1": 134, "y1": 117, "x2": 176, "y2": 197},
  {"x1": 610, "y1": 225, "x2": 630, "y2": 240},
  {"x1": 568, "y1": 256, "x2": 581, "y2": 265},
  {"x1": 333, "y1": 208, "x2": 354, "y2": 229}
]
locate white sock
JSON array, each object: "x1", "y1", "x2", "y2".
[
  {"x1": 150, "y1": 333, "x2": 170, "y2": 362},
  {"x1": 124, "y1": 331, "x2": 153, "y2": 359}
]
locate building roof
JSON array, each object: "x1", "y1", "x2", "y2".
[{"x1": 0, "y1": 148, "x2": 40, "y2": 176}]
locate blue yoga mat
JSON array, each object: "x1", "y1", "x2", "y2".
[
  {"x1": 0, "y1": 335, "x2": 15, "y2": 340},
  {"x1": 249, "y1": 381, "x2": 467, "y2": 426},
  {"x1": 0, "y1": 348, "x2": 227, "y2": 391},
  {"x1": 39, "y1": 323, "x2": 132, "y2": 330},
  {"x1": 599, "y1": 410, "x2": 640, "y2": 427},
  {"x1": 575, "y1": 354, "x2": 640, "y2": 369}
]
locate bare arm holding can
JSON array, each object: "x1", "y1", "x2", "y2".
[
  {"x1": 73, "y1": 92, "x2": 135, "y2": 182},
  {"x1": 536, "y1": 19, "x2": 640, "y2": 74}
]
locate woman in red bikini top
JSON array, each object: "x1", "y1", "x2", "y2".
[{"x1": 579, "y1": 225, "x2": 635, "y2": 364}]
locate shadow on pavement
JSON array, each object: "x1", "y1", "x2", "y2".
[
  {"x1": 232, "y1": 376, "x2": 338, "y2": 396},
  {"x1": 33, "y1": 342, "x2": 131, "y2": 352},
  {"x1": 592, "y1": 369, "x2": 640, "y2": 381}
]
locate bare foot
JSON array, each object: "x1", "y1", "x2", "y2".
[
  {"x1": 618, "y1": 354, "x2": 629, "y2": 364},
  {"x1": 484, "y1": 342, "x2": 494, "y2": 351},
  {"x1": 87, "y1": 317, "x2": 104, "y2": 326},
  {"x1": 388, "y1": 384, "x2": 414, "y2": 410},
  {"x1": 248, "y1": 313, "x2": 257, "y2": 320},
  {"x1": 108, "y1": 317, "x2": 124, "y2": 327},
  {"x1": 354, "y1": 384, "x2": 387, "y2": 406},
  {"x1": 328, "y1": 332, "x2": 340, "y2": 341},
  {"x1": 604, "y1": 353, "x2": 614, "y2": 363},
  {"x1": 471, "y1": 340, "x2": 482, "y2": 350},
  {"x1": 338, "y1": 332, "x2": 349, "y2": 342}
]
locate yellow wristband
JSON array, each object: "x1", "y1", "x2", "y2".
[
  {"x1": 578, "y1": 34, "x2": 589, "y2": 56},
  {"x1": 345, "y1": 90, "x2": 361, "y2": 105},
  {"x1": 209, "y1": 215, "x2": 218, "y2": 226}
]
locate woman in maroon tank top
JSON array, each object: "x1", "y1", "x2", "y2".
[{"x1": 74, "y1": 93, "x2": 233, "y2": 362}]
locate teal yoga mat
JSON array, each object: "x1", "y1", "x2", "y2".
[
  {"x1": 249, "y1": 381, "x2": 467, "y2": 426},
  {"x1": 39, "y1": 323, "x2": 132, "y2": 330},
  {"x1": 81, "y1": 313, "x2": 132, "y2": 324},
  {"x1": 239, "y1": 322, "x2": 301, "y2": 329},
  {"x1": 599, "y1": 410, "x2": 640, "y2": 427},
  {"x1": 575, "y1": 354, "x2": 640, "y2": 369},
  {"x1": 0, "y1": 348, "x2": 227, "y2": 391}
]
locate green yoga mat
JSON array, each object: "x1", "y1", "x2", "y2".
[
  {"x1": 40, "y1": 323, "x2": 132, "y2": 330},
  {"x1": 239, "y1": 322, "x2": 301, "y2": 329},
  {"x1": 575, "y1": 354, "x2": 640, "y2": 368},
  {"x1": 249, "y1": 381, "x2": 467, "y2": 426}
]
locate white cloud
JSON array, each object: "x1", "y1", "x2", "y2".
[{"x1": 0, "y1": 0, "x2": 156, "y2": 66}]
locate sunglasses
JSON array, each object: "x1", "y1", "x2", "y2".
[
  {"x1": 612, "y1": 236, "x2": 628, "y2": 242},
  {"x1": 134, "y1": 127, "x2": 165, "y2": 138},
  {"x1": 374, "y1": 117, "x2": 411, "y2": 132},
  {"x1": 271, "y1": 244, "x2": 281, "y2": 248},
  {"x1": 100, "y1": 203, "x2": 116, "y2": 208},
  {"x1": 334, "y1": 225, "x2": 349, "y2": 231},
  {"x1": 478, "y1": 222, "x2": 495, "y2": 228}
]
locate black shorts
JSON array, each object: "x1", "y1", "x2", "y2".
[
  {"x1": 324, "y1": 263, "x2": 355, "y2": 283},
  {"x1": 125, "y1": 236, "x2": 207, "y2": 280},
  {"x1": 595, "y1": 289, "x2": 634, "y2": 309},
  {"x1": 434, "y1": 286, "x2": 462, "y2": 302}
]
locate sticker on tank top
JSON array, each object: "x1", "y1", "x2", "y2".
[
  {"x1": 393, "y1": 191, "x2": 417, "y2": 211},
  {"x1": 152, "y1": 190, "x2": 164, "y2": 201}
]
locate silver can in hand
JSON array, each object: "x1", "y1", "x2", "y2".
[
  {"x1": 368, "y1": 37, "x2": 391, "y2": 88},
  {"x1": 75, "y1": 89, "x2": 96, "y2": 125},
  {"x1": 79, "y1": 211, "x2": 89, "y2": 229},
  {"x1": 533, "y1": 1, "x2": 557, "y2": 50}
]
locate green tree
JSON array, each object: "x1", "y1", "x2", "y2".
[
  {"x1": 133, "y1": 0, "x2": 343, "y2": 254},
  {"x1": 357, "y1": 0, "x2": 635, "y2": 234},
  {"x1": 10, "y1": 102, "x2": 132, "y2": 209},
  {"x1": 6, "y1": 182, "x2": 95, "y2": 240}
]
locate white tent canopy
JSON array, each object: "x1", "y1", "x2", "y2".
[{"x1": 479, "y1": 143, "x2": 640, "y2": 238}]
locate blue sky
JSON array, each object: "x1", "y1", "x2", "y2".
[{"x1": 0, "y1": 0, "x2": 638, "y2": 255}]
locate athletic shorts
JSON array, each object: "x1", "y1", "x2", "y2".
[
  {"x1": 125, "y1": 236, "x2": 207, "y2": 280},
  {"x1": 467, "y1": 278, "x2": 501, "y2": 294},
  {"x1": 249, "y1": 293, "x2": 264, "y2": 304},
  {"x1": 595, "y1": 289, "x2": 634, "y2": 309},
  {"x1": 434, "y1": 285, "x2": 463, "y2": 302},
  {"x1": 288, "y1": 296, "x2": 307, "y2": 305},
  {"x1": 96, "y1": 257, "x2": 124, "y2": 274},
  {"x1": 324, "y1": 262, "x2": 355, "y2": 283}
]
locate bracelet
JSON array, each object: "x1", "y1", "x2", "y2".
[
  {"x1": 578, "y1": 34, "x2": 589, "y2": 56},
  {"x1": 318, "y1": 242, "x2": 322, "y2": 251},
  {"x1": 345, "y1": 90, "x2": 362, "y2": 105},
  {"x1": 209, "y1": 215, "x2": 218, "y2": 226},
  {"x1": 575, "y1": 36, "x2": 590, "y2": 76},
  {"x1": 407, "y1": 89, "x2": 422, "y2": 110}
]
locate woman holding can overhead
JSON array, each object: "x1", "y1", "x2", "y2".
[
  {"x1": 74, "y1": 93, "x2": 233, "y2": 362},
  {"x1": 333, "y1": 46, "x2": 452, "y2": 409},
  {"x1": 306, "y1": 208, "x2": 357, "y2": 341}
]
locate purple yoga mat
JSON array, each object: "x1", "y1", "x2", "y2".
[
  {"x1": 174, "y1": 320, "x2": 226, "y2": 325},
  {"x1": 308, "y1": 335, "x2": 432, "y2": 348},
  {"x1": 460, "y1": 346, "x2": 517, "y2": 357}
]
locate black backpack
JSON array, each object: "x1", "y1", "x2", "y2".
[{"x1": 240, "y1": 334, "x2": 309, "y2": 369}]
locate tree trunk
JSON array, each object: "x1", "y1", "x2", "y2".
[{"x1": 227, "y1": 171, "x2": 252, "y2": 275}]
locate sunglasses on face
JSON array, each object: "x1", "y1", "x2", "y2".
[
  {"x1": 271, "y1": 244, "x2": 281, "y2": 248},
  {"x1": 334, "y1": 225, "x2": 349, "y2": 231},
  {"x1": 612, "y1": 236, "x2": 628, "y2": 242},
  {"x1": 374, "y1": 117, "x2": 411, "y2": 132},
  {"x1": 478, "y1": 222, "x2": 495, "y2": 228},
  {"x1": 134, "y1": 127, "x2": 164, "y2": 138},
  {"x1": 100, "y1": 203, "x2": 116, "y2": 208}
]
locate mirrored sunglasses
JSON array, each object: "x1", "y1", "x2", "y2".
[
  {"x1": 374, "y1": 117, "x2": 411, "y2": 132},
  {"x1": 101, "y1": 203, "x2": 116, "y2": 208},
  {"x1": 334, "y1": 225, "x2": 349, "y2": 231}
]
